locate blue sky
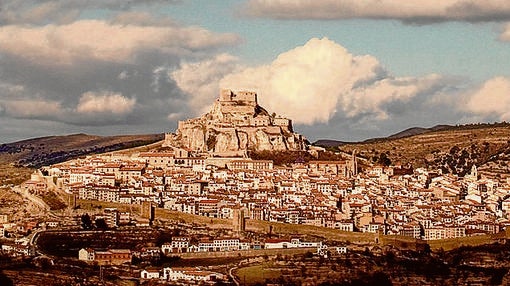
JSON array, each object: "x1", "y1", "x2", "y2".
[{"x1": 1, "y1": 0, "x2": 510, "y2": 143}]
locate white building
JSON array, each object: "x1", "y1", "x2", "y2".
[
  {"x1": 162, "y1": 267, "x2": 223, "y2": 282},
  {"x1": 78, "y1": 248, "x2": 95, "y2": 261},
  {"x1": 213, "y1": 237, "x2": 240, "y2": 251},
  {"x1": 141, "y1": 268, "x2": 161, "y2": 279}
]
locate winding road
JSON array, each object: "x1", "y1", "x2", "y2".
[{"x1": 229, "y1": 266, "x2": 240, "y2": 286}]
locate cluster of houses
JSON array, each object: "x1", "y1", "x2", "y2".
[
  {"x1": 1, "y1": 240, "x2": 34, "y2": 257},
  {"x1": 141, "y1": 267, "x2": 224, "y2": 282},
  {"x1": 160, "y1": 236, "x2": 321, "y2": 254},
  {"x1": 0, "y1": 214, "x2": 39, "y2": 257},
  {"x1": 78, "y1": 236, "x2": 323, "y2": 264},
  {"x1": 36, "y1": 147, "x2": 510, "y2": 241}
]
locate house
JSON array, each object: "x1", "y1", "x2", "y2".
[
  {"x1": 169, "y1": 236, "x2": 190, "y2": 253},
  {"x1": 78, "y1": 248, "x2": 95, "y2": 261},
  {"x1": 162, "y1": 267, "x2": 224, "y2": 282},
  {"x1": 78, "y1": 248, "x2": 131, "y2": 265},
  {"x1": 141, "y1": 268, "x2": 161, "y2": 279},
  {"x1": 198, "y1": 238, "x2": 215, "y2": 252},
  {"x1": 95, "y1": 249, "x2": 132, "y2": 265},
  {"x1": 45, "y1": 221, "x2": 59, "y2": 228},
  {"x1": 335, "y1": 246, "x2": 348, "y2": 254},
  {"x1": 1, "y1": 243, "x2": 34, "y2": 257},
  {"x1": 264, "y1": 238, "x2": 290, "y2": 249},
  {"x1": 161, "y1": 242, "x2": 173, "y2": 255},
  {"x1": 335, "y1": 219, "x2": 355, "y2": 232},
  {"x1": 424, "y1": 226, "x2": 466, "y2": 240},
  {"x1": 213, "y1": 237, "x2": 240, "y2": 251},
  {"x1": 0, "y1": 225, "x2": 4, "y2": 238},
  {"x1": 239, "y1": 239, "x2": 251, "y2": 250},
  {"x1": 140, "y1": 246, "x2": 161, "y2": 258},
  {"x1": 197, "y1": 199, "x2": 220, "y2": 218}
]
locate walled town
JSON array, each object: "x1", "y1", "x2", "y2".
[
  {"x1": 2, "y1": 90, "x2": 510, "y2": 284},
  {"x1": 39, "y1": 146, "x2": 509, "y2": 241}
]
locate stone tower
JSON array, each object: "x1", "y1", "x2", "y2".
[
  {"x1": 140, "y1": 201, "x2": 155, "y2": 222},
  {"x1": 233, "y1": 207, "x2": 246, "y2": 233}
]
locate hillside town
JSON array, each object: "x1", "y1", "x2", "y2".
[
  {"x1": 25, "y1": 142, "x2": 507, "y2": 243},
  {"x1": 2, "y1": 90, "x2": 510, "y2": 285},
  {"x1": 0, "y1": 90, "x2": 510, "y2": 285},
  {"x1": 12, "y1": 90, "x2": 510, "y2": 245}
]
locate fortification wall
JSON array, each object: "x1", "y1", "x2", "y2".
[
  {"x1": 219, "y1": 89, "x2": 257, "y2": 105},
  {"x1": 234, "y1": 91, "x2": 257, "y2": 103},
  {"x1": 220, "y1": 104, "x2": 256, "y2": 115}
]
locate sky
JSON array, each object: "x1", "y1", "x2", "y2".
[{"x1": 1, "y1": 0, "x2": 510, "y2": 143}]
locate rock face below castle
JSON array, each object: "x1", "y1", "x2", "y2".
[{"x1": 164, "y1": 89, "x2": 307, "y2": 156}]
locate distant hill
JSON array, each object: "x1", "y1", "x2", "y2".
[
  {"x1": 313, "y1": 139, "x2": 350, "y2": 147},
  {"x1": 0, "y1": 133, "x2": 164, "y2": 168},
  {"x1": 334, "y1": 122, "x2": 510, "y2": 178},
  {"x1": 386, "y1": 125, "x2": 443, "y2": 139},
  {"x1": 313, "y1": 125, "x2": 455, "y2": 147}
]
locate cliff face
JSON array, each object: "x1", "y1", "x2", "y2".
[{"x1": 164, "y1": 89, "x2": 307, "y2": 156}]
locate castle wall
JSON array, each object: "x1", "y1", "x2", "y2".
[
  {"x1": 234, "y1": 91, "x2": 257, "y2": 103},
  {"x1": 220, "y1": 104, "x2": 256, "y2": 115},
  {"x1": 219, "y1": 89, "x2": 257, "y2": 105},
  {"x1": 220, "y1": 89, "x2": 233, "y2": 102}
]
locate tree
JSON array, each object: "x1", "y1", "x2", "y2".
[
  {"x1": 95, "y1": 218, "x2": 108, "y2": 230},
  {"x1": 81, "y1": 213, "x2": 92, "y2": 230},
  {"x1": 378, "y1": 153, "x2": 392, "y2": 166}
]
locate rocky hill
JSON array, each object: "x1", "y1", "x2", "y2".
[
  {"x1": 164, "y1": 89, "x2": 307, "y2": 156},
  {"x1": 0, "y1": 133, "x2": 163, "y2": 168},
  {"x1": 331, "y1": 123, "x2": 510, "y2": 178}
]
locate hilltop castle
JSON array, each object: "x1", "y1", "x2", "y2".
[{"x1": 163, "y1": 89, "x2": 307, "y2": 156}]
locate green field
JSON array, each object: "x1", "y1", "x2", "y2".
[{"x1": 235, "y1": 263, "x2": 282, "y2": 285}]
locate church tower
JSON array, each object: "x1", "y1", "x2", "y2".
[{"x1": 351, "y1": 150, "x2": 358, "y2": 177}]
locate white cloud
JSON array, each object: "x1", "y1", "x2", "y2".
[
  {"x1": 0, "y1": 20, "x2": 240, "y2": 65},
  {"x1": 243, "y1": 0, "x2": 510, "y2": 23},
  {"x1": 344, "y1": 75, "x2": 444, "y2": 120},
  {"x1": 76, "y1": 91, "x2": 135, "y2": 114},
  {"x1": 464, "y1": 77, "x2": 510, "y2": 121},
  {"x1": 499, "y1": 23, "x2": 510, "y2": 41},
  {"x1": 0, "y1": 0, "x2": 179, "y2": 25},
  {"x1": 0, "y1": 82, "x2": 25, "y2": 95},
  {"x1": 3, "y1": 99, "x2": 62, "y2": 118},
  {"x1": 219, "y1": 37, "x2": 444, "y2": 124},
  {"x1": 167, "y1": 112, "x2": 182, "y2": 120},
  {"x1": 172, "y1": 53, "x2": 240, "y2": 115}
]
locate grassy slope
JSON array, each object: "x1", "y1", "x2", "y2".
[
  {"x1": 80, "y1": 200, "x2": 497, "y2": 251},
  {"x1": 0, "y1": 133, "x2": 164, "y2": 168}
]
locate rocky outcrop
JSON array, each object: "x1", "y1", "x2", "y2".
[{"x1": 164, "y1": 89, "x2": 307, "y2": 156}]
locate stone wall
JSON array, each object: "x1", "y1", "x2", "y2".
[{"x1": 220, "y1": 89, "x2": 257, "y2": 104}]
